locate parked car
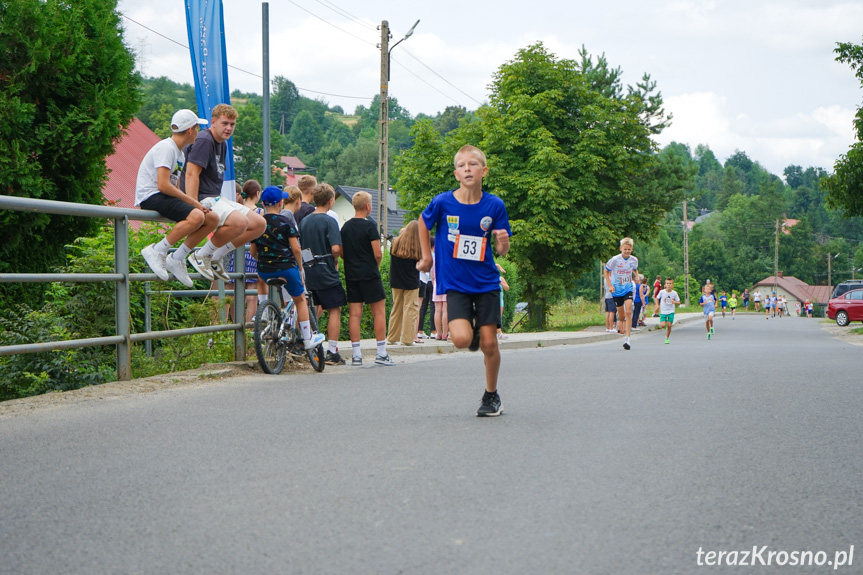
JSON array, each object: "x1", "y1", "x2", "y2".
[
  {"x1": 827, "y1": 288, "x2": 863, "y2": 326},
  {"x1": 832, "y1": 279, "x2": 863, "y2": 299}
]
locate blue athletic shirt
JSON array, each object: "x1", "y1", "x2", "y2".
[
  {"x1": 421, "y1": 190, "x2": 511, "y2": 295},
  {"x1": 700, "y1": 293, "x2": 717, "y2": 314},
  {"x1": 605, "y1": 254, "x2": 639, "y2": 297}
]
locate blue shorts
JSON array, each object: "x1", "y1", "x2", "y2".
[{"x1": 258, "y1": 267, "x2": 305, "y2": 298}]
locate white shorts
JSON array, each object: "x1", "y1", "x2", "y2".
[
  {"x1": 704, "y1": 311, "x2": 714, "y2": 318},
  {"x1": 203, "y1": 197, "x2": 251, "y2": 227}
]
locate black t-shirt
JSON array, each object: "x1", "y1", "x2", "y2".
[
  {"x1": 179, "y1": 128, "x2": 226, "y2": 199},
  {"x1": 254, "y1": 213, "x2": 299, "y2": 272},
  {"x1": 390, "y1": 255, "x2": 420, "y2": 290},
  {"x1": 299, "y1": 212, "x2": 342, "y2": 290},
  {"x1": 294, "y1": 202, "x2": 315, "y2": 226},
  {"x1": 340, "y1": 217, "x2": 381, "y2": 281}
]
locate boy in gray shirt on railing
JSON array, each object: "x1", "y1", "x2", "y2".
[{"x1": 137, "y1": 109, "x2": 219, "y2": 287}]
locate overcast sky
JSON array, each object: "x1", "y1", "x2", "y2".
[{"x1": 117, "y1": 0, "x2": 862, "y2": 178}]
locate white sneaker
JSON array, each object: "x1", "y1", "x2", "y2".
[
  {"x1": 210, "y1": 254, "x2": 231, "y2": 281},
  {"x1": 188, "y1": 251, "x2": 215, "y2": 281},
  {"x1": 303, "y1": 332, "x2": 325, "y2": 350},
  {"x1": 375, "y1": 354, "x2": 395, "y2": 366},
  {"x1": 165, "y1": 254, "x2": 194, "y2": 287},
  {"x1": 141, "y1": 244, "x2": 169, "y2": 281}
]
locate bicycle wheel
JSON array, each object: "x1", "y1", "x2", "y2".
[
  {"x1": 306, "y1": 296, "x2": 325, "y2": 372},
  {"x1": 254, "y1": 300, "x2": 286, "y2": 374}
]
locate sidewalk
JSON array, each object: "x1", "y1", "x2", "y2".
[{"x1": 351, "y1": 311, "x2": 706, "y2": 358}]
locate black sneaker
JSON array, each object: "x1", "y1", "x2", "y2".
[
  {"x1": 325, "y1": 351, "x2": 345, "y2": 365},
  {"x1": 476, "y1": 390, "x2": 503, "y2": 417},
  {"x1": 468, "y1": 321, "x2": 481, "y2": 352}
]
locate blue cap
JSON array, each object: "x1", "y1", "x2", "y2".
[{"x1": 261, "y1": 186, "x2": 289, "y2": 206}]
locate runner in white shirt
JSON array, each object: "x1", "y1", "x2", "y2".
[
  {"x1": 604, "y1": 237, "x2": 639, "y2": 350},
  {"x1": 657, "y1": 277, "x2": 682, "y2": 344}
]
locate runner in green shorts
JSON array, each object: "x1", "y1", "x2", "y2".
[{"x1": 657, "y1": 277, "x2": 682, "y2": 344}]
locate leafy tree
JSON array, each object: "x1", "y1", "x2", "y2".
[
  {"x1": 137, "y1": 76, "x2": 196, "y2": 134},
  {"x1": 436, "y1": 106, "x2": 468, "y2": 136},
  {"x1": 396, "y1": 44, "x2": 683, "y2": 328},
  {"x1": 0, "y1": 0, "x2": 141, "y2": 305},
  {"x1": 290, "y1": 110, "x2": 324, "y2": 156},
  {"x1": 822, "y1": 36, "x2": 863, "y2": 217},
  {"x1": 271, "y1": 75, "x2": 300, "y2": 134},
  {"x1": 232, "y1": 101, "x2": 286, "y2": 183}
]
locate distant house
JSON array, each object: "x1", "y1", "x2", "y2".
[
  {"x1": 751, "y1": 274, "x2": 832, "y2": 308},
  {"x1": 103, "y1": 118, "x2": 161, "y2": 229},
  {"x1": 275, "y1": 156, "x2": 313, "y2": 188},
  {"x1": 333, "y1": 186, "x2": 407, "y2": 235}
]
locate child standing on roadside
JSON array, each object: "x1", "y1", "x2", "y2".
[
  {"x1": 417, "y1": 145, "x2": 512, "y2": 417},
  {"x1": 658, "y1": 277, "x2": 682, "y2": 344}
]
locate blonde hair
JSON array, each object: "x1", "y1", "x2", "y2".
[
  {"x1": 313, "y1": 182, "x2": 335, "y2": 207},
  {"x1": 391, "y1": 220, "x2": 423, "y2": 260},
  {"x1": 298, "y1": 175, "x2": 317, "y2": 194},
  {"x1": 352, "y1": 191, "x2": 372, "y2": 210},
  {"x1": 620, "y1": 237, "x2": 634, "y2": 247},
  {"x1": 211, "y1": 103, "x2": 237, "y2": 120},
  {"x1": 284, "y1": 185, "x2": 301, "y2": 205},
  {"x1": 454, "y1": 145, "x2": 487, "y2": 167}
]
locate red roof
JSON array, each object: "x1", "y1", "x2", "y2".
[
  {"x1": 103, "y1": 118, "x2": 161, "y2": 229},
  {"x1": 753, "y1": 275, "x2": 832, "y2": 305}
]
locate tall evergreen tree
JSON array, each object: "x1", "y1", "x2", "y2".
[{"x1": 0, "y1": 0, "x2": 141, "y2": 301}]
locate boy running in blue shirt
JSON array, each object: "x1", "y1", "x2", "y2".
[
  {"x1": 700, "y1": 284, "x2": 718, "y2": 339},
  {"x1": 417, "y1": 145, "x2": 512, "y2": 417}
]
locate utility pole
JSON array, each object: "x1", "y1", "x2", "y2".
[
  {"x1": 828, "y1": 253, "x2": 833, "y2": 288},
  {"x1": 377, "y1": 19, "x2": 419, "y2": 245},
  {"x1": 683, "y1": 199, "x2": 689, "y2": 306},
  {"x1": 377, "y1": 21, "x2": 390, "y2": 243},
  {"x1": 774, "y1": 219, "x2": 780, "y2": 293},
  {"x1": 261, "y1": 2, "x2": 270, "y2": 188}
]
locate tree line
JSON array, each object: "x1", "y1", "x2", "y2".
[{"x1": 3, "y1": 0, "x2": 863, "y2": 396}]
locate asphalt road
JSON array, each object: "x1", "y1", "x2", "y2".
[{"x1": 1, "y1": 315, "x2": 861, "y2": 574}]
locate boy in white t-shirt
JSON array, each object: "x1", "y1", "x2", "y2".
[
  {"x1": 137, "y1": 109, "x2": 219, "y2": 287},
  {"x1": 657, "y1": 277, "x2": 682, "y2": 344}
]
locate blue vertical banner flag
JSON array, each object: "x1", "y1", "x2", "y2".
[{"x1": 184, "y1": 0, "x2": 235, "y2": 199}]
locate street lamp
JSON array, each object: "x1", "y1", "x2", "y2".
[{"x1": 377, "y1": 19, "x2": 420, "y2": 243}]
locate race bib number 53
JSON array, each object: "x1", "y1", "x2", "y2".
[{"x1": 454, "y1": 234, "x2": 486, "y2": 261}]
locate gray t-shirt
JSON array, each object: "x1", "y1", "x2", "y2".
[
  {"x1": 179, "y1": 128, "x2": 226, "y2": 199},
  {"x1": 299, "y1": 212, "x2": 342, "y2": 290}
]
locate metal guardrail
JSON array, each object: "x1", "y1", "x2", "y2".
[{"x1": 0, "y1": 195, "x2": 250, "y2": 380}]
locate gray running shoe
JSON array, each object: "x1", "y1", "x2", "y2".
[
  {"x1": 188, "y1": 251, "x2": 215, "y2": 281},
  {"x1": 476, "y1": 391, "x2": 503, "y2": 417},
  {"x1": 210, "y1": 254, "x2": 231, "y2": 281},
  {"x1": 142, "y1": 244, "x2": 169, "y2": 281},
  {"x1": 165, "y1": 253, "x2": 194, "y2": 287},
  {"x1": 374, "y1": 354, "x2": 395, "y2": 366},
  {"x1": 351, "y1": 356, "x2": 363, "y2": 366}
]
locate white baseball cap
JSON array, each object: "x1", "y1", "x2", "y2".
[{"x1": 171, "y1": 109, "x2": 208, "y2": 133}]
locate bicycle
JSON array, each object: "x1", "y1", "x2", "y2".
[{"x1": 253, "y1": 277, "x2": 325, "y2": 374}]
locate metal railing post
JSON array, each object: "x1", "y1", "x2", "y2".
[
  {"x1": 233, "y1": 245, "x2": 246, "y2": 361},
  {"x1": 114, "y1": 216, "x2": 132, "y2": 380},
  {"x1": 144, "y1": 281, "x2": 153, "y2": 358}
]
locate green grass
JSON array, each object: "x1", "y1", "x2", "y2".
[
  {"x1": 850, "y1": 326, "x2": 863, "y2": 335},
  {"x1": 537, "y1": 297, "x2": 605, "y2": 332}
]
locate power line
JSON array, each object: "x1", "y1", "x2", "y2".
[
  {"x1": 284, "y1": 0, "x2": 376, "y2": 47},
  {"x1": 314, "y1": 0, "x2": 376, "y2": 30},
  {"x1": 400, "y1": 47, "x2": 484, "y2": 106},
  {"x1": 119, "y1": 13, "x2": 369, "y2": 101}
]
